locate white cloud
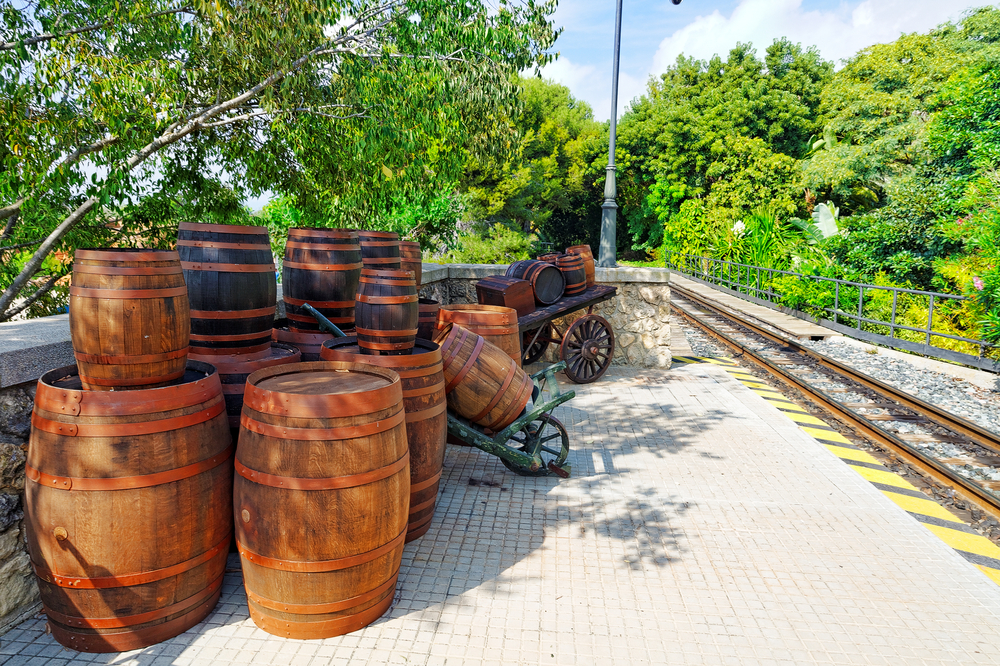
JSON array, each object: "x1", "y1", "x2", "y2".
[{"x1": 540, "y1": 57, "x2": 648, "y2": 122}]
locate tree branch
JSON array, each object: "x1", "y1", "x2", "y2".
[
  {"x1": 0, "y1": 6, "x2": 196, "y2": 52},
  {"x1": 1, "y1": 274, "x2": 64, "y2": 321}
]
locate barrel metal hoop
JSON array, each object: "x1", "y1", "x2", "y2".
[
  {"x1": 402, "y1": 382, "x2": 445, "y2": 399},
  {"x1": 73, "y1": 347, "x2": 189, "y2": 365},
  {"x1": 403, "y1": 400, "x2": 447, "y2": 424},
  {"x1": 284, "y1": 241, "x2": 360, "y2": 251},
  {"x1": 75, "y1": 250, "x2": 179, "y2": 262},
  {"x1": 237, "y1": 529, "x2": 406, "y2": 573},
  {"x1": 239, "y1": 408, "x2": 405, "y2": 443},
  {"x1": 355, "y1": 327, "x2": 419, "y2": 337},
  {"x1": 34, "y1": 370, "x2": 221, "y2": 417},
  {"x1": 71, "y1": 264, "x2": 182, "y2": 276},
  {"x1": 438, "y1": 326, "x2": 468, "y2": 368},
  {"x1": 246, "y1": 571, "x2": 398, "y2": 616},
  {"x1": 30, "y1": 400, "x2": 226, "y2": 439},
  {"x1": 179, "y1": 222, "x2": 267, "y2": 234},
  {"x1": 33, "y1": 536, "x2": 229, "y2": 588},
  {"x1": 407, "y1": 496, "x2": 437, "y2": 517},
  {"x1": 486, "y1": 372, "x2": 532, "y2": 430},
  {"x1": 177, "y1": 240, "x2": 269, "y2": 249},
  {"x1": 445, "y1": 336, "x2": 484, "y2": 394},
  {"x1": 70, "y1": 286, "x2": 188, "y2": 299},
  {"x1": 190, "y1": 342, "x2": 272, "y2": 355},
  {"x1": 78, "y1": 369, "x2": 186, "y2": 387},
  {"x1": 190, "y1": 330, "x2": 270, "y2": 342},
  {"x1": 391, "y1": 365, "x2": 443, "y2": 379},
  {"x1": 408, "y1": 510, "x2": 434, "y2": 532},
  {"x1": 409, "y1": 470, "x2": 443, "y2": 494},
  {"x1": 235, "y1": 450, "x2": 408, "y2": 491},
  {"x1": 285, "y1": 313, "x2": 353, "y2": 325},
  {"x1": 355, "y1": 294, "x2": 417, "y2": 305},
  {"x1": 190, "y1": 307, "x2": 275, "y2": 319},
  {"x1": 470, "y1": 362, "x2": 517, "y2": 423},
  {"x1": 282, "y1": 260, "x2": 362, "y2": 271},
  {"x1": 180, "y1": 262, "x2": 274, "y2": 273},
  {"x1": 357, "y1": 340, "x2": 418, "y2": 351},
  {"x1": 283, "y1": 296, "x2": 355, "y2": 309}
]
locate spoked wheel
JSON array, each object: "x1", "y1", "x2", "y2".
[
  {"x1": 501, "y1": 414, "x2": 570, "y2": 477},
  {"x1": 522, "y1": 323, "x2": 555, "y2": 365},
  {"x1": 560, "y1": 314, "x2": 615, "y2": 384}
]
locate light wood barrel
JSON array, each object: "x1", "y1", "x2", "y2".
[
  {"x1": 399, "y1": 241, "x2": 422, "y2": 287},
  {"x1": 178, "y1": 222, "x2": 276, "y2": 355},
  {"x1": 355, "y1": 269, "x2": 418, "y2": 355},
  {"x1": 282, "y1": 228, "x2": 361, "y2": 333},
  {"x1": 437, "y1": 304, "x2": 522, "y2": 367},
  {"x1": 26, "y1": 362, "x2": 232, "y2": 652},
  {"x1": 358, "y1": 230, "x2": 401, "y2": 270},
  {"x1": 433, "y1": 323, "x2": 532, "y2": 431},
  {"x1": 321, "y1": 338, "x2": 446, "y2": 542},
  {"x1": 556, "y1": 254, "x2": 587, "y2": 296},
  {"x1": 235, "y1": 362, "x2": 409, "y2": 639},
  {"x1": 272, "y1": 319, "x2": 334, "y2": 361},
  {"x1": 538, "y1": 253, "x2": 562, "y2": 264},
  {"x1": 417, "y1": 298, "x2": 440, "y2": 341},
  {"x1": 70, "y1": 249, "x2": 190, "y2": 390},
  {"x1": 566, "y1": 244, "x2": 595, "y2": 287},
  {"x1": 505, "y1": 259, "x2": 565, "y2": 305}
]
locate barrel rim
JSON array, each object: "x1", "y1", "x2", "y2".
[
  {"x1": 321, "y1": 336, "x2": 441, "y2": 366},
  {"x1": 360, "y1": 268, "x2": 416, "y2": 280},
  {"x1": 244, "y1": 361, "x2": 403, "y2": 418},
  {"x1": 178, "y1": 221, "x2": 269, "y2": 234},
  {"x1": 75, "y1": 248, "x2": 180, "y2": 263},
  {"x1": 356, "y1": 230, "x2": 400, "y2": 239},
  {"x1": 438, "y1": 304, "x2": 518, "y2": 326},
  {"x1": 288, "y1": 227, "x2": 359, "y2": 238},
  {"x1": 190, "y1": 343, "x2": 301, "y2": 372}
]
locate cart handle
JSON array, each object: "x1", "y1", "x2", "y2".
[
  {"x1": 530, "y1": 361, "x2": 568, "y2": 399},
  {"x1": 303, "y1": 303, "x2": 347, "y2": 337}
]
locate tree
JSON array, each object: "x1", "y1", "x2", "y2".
[{"x1": 0, "y1": 0, "x2": 557, "y2": 320}]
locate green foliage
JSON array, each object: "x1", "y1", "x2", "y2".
[{"x1": 443, "y1": 223, "x2": 534, "y2": 265}]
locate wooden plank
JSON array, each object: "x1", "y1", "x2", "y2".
[{"x1": 517, "y1": 285, "x2": 617, "y2": 332}]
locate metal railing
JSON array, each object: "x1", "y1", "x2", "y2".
[{"x1": 665, "y1": 252, "x2": 999, "y2": 373}]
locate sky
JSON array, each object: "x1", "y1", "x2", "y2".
[{"x1": 542, "y1": 0, "x2": 993, "y2": 122}]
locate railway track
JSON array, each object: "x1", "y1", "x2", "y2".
[{"x1": 669, "y1": 282, "x2": 1000, "y2": 522}]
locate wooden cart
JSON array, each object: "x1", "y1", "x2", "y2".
[{"x1": 519, "y1": 285, "x2": 617, "y2": 384}]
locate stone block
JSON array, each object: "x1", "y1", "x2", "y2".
[
  {"x1": 0, "y1": 550, "x2": 38, "y2": 621},
  {"x1": 0, "y1": 388, "x2": 32, "y2": 442},
  {"x1": 639, "y1": 286, "x2": 669, "y2": 305},
  {"x1": 0, "y1": 444, "x2": 25, "y2": 492}
]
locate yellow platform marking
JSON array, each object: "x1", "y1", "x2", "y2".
[{"x1": 675, "y1": 355, "x2": 1000, "y2": 587}]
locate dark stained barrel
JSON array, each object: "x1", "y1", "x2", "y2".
[
  {"x1": 282, "y1": 228, "x2": 362, "y2": 333},
  {"x1": 358, "y1": 230, "x2": 401, "y2": 270},
  {"x1": 433, "y1": 323, "x2": 532, "y2": 431},
  {"x1": 566, "y1": 244, "x2": 595, "y2": 287},
  {"x1": 321, "y1": 338, "x2": 446, "y2": 542},
  {"x1": 437, "y1": 304, "x2": 522, "y2": 367},
  {"x1": 178, "y1": 222, "x2": 276, "y2": 356},
  {"x1": 556, "y1": 254, "x2": 587, "y2": 296},
  {"x1": 235, "y1": 362, "x2": 409, "y2": 638},
  {"x1": 70, "y1": 249, "x2": 190, "y2": 391},
  {"x1": 417, "y1": 298, "x2": 440, "y2": 341},
  {"x1": 26, "y1": 362, "x2": 232, "y2": 652},
  {"x1": 506, "y1": 259, "x2": 564, "y2": 305},
  {"x1": 355, "y1": 269, "x2": 418, "y2": 355},
  {"x1": 272, "y1": 319, "x2": 334, "y2": 361},
  {"x1": 398, "y1": 241, "x2": 422, "y2": 287}
]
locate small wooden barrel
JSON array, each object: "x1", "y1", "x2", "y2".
[
  {"x1": 506, "y1": 259, "x2": 565, "y2": 305},
  {"x1": 433, "y1": 323, "x2": 532, "y2": 431},
  {"x1": 417, "y1": 298, "x2": 440, "y2": 341},
  {"x1": 235, "y1": 362, "x2": 409, "y2": 639},
  {"x1": 399, "y1": 241, "x2": 422, "y2": 287},
  {"x1": 355, "y1": 269, "x2": 418, "y2": 355},
  {"x1": 358, "y1": 230, "x2": 401, "y2": 270},
  {"x1": 538, "y1": 253, "x2": 562, "y2": 264},
  {"x1": 556, "y1": 254, "x2": 587, "y2": 296},
  {"x1": 272, "y1": 319, "x2": 334, "y2": 361},
  {"x1": 178, "y1": 222, "x2": 276, "y2": 356},
  {"x1": 26, "y1": 361, "x2": 232, "y2": 652},
  {"x1": 70, "y1": 249, "x2": 190, "y2": 391},
  {"x1": 321, "y1": 338, "x2": 446, "y2": 542},
  {"x1": 566, "y1": 244, "x2": 595, "y2": 287},
  {"x1": 437, "y1": 304, "x2": 522, "y2": 368},
  {"x1": 282, "y1": 228, "x2": 362, "y2": 333}
]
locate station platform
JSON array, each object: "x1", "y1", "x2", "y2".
[{"x1": 5, "y1": 363, "x2": 1000, "y2": 665}]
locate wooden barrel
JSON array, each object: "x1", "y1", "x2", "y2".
[
  {"x1": 538, "y1": 253, "x2": 562, "y2": 264},
  {"x1": 189, "y1": 343, "x2": 301, "y2": 431},
  {"x1": 355, "y1": 269, "x2": 418, "y2": 355},
  {"x1": 70, "y1": 249, "x2": 190, "y2": 391},
  {"x1": 437, "y1": 304, "x2": 522, "y2": 368},
  {"x1": 178, "y1": 222, "x2": 276, "y2": 356},
  {"x1": 417, "y1": 298, "x2": 440, "y2": 341},
  {"x1": 566, "y1": 244, "x2": 595, "y2": 287},
  {"x1": 556, "y1": 254, "x2": 587, "y2": 296},
  {"x1": 272, "y1": 319, "x2": 334, "y2": 361},
  {"x1": 282, "y1": 228, "x2": 362, "y2": 333},
  {"x1": 399, "y1": 241, "x2": 422, "y2": 287},
  {"x1": 26, "y1": 361, "x2": 232, "y2": 652},
  {"x1": 358, "y1": 230, "x2": 401, "y2": 270},
  {"x1": 235, "y1": 362, "x2": 409, "y2": 639},
  {"x1": 505, "y1": 259, "x2": 564, "y2": 305},
  {"x1": 433, "y1": 323, "x2": 532, "y2": 431},
  {"x1": 321, "y1": 338, "x2": 446, "y2": 542}
]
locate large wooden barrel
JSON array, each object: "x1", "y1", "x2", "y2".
[
  {"x1": 417, "y1": 298, "x2": 440, "y2": 341},
  {"x1": 321, "y1": 338, "x2": 446, "y2": 542},
  {"x1": 26, "y1": 361, "x2": 232, "y2": 652},
  {"x1": 566, "y1": 244, "x2": 595, "y2": 287},
  {"x1": 235, "y1": 362, "x2": 409, "y2": 639},
  {"x1": 398, "y1": 241, "x2": 422, "y2": 287},
  {"x1": 556, "y1": 254, "x2": 587, "y2": 297},
  {"x1": 282, "y1": 228, "x2": 362, "y2": 333},
  {"x1": 437, "y1": 304, "x2": 522, "y2": 368},
  {"x1": 69, "y1": 249, "x2": 190, "y2": 391},
  {"x1": 505, "y1": 259, "x2": 564, "y2": 305},
  {"x1": 433, "y1": 323, "x2": 532, "y2": 431},
  {"x1": 355, "y1": 269, "x2": 418, "y2": 355},
  {"x1": 538, "y1": 253, "x2": 562, "y2": 264},
  {"x1": 272, "y1": 319, "x2": 334, "y2": 361},
  {"x1": 178, "y1": 222, "x2": 276, "y2": 356},
  {"x1": 358, "y1": 230, "x2": 401, "y2": 270}
]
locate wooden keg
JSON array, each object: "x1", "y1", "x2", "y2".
[
  {"x1": 556, "y1": 254, "x2": 587, "y2": 297},
  {"x1": 282, "y1": 228, "x2": 361, "y2": 333},
  {"x1": 355, "y1": 269, "x2": 418, "y2": 355},
  {"x1": 399, "y1": 241, "x2": 422, "y2": 287},
  {"x1": 358, "y1": 230, "x2": 401, "y2": 270},
  {"x1": 505, "y1": 259, "x2": 565, "y2": 305},
  {"x1": 437, "y1": 304, "x2": 522, "y2": 367},
  {"x1": 70, "y1": 249, "x2": 190, "y2": 391},
  {"x1": 26, "y1": 361, "x2": 232, "y2": 652},
  {"x1": 235, "y1": 362, "x2": 409, "y2": 639},
  {"x1": 417, "y1": 298, "x2": 440, "y2": 341},
  {"x1": 321, "y1": 338, "x2": 446, "y2": 542},
  {"x1": 433, "y1": 323, "x2": 532, "y2": 431},
  {"x1": 538, "y1": 253, "x2": 562, "y2": 264},
  {"x1": 178, "y1": 222, "x2": 276, "y2": 356},
  {"x1": 565, "y1": 244, "x2": 595, "y2": 287},
  {"x1": 272, "y1": 318, "x2": 334, "y2": 361}
]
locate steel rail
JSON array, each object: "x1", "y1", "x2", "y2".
[{"x1": 670, "y1": 289, "x2": 1000, "y2": 522}]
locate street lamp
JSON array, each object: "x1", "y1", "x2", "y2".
[{"x1": 598, "y1": 0, "x2": 683, "y2": 268}]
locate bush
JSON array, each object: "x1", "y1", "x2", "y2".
[{"x1": 442, "y1": 224, "x2": 535, "y2": 265}]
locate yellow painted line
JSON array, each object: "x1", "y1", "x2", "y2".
[
  {"x1": 924, "y1": 523, "x2": 1000, "y2": 561},
  {"x1": 977, "y1": 565, "x2": 1000, "y2": 586},
  {"x1": 801, "y1": 426, "x2": 852, "y2": 444},
  {"x1": 822, "y1": 443, "x2": 881, "y2": 466},
  {"x1": 884, "y1": 492, "x2": 967, "y2": 524},
  {"x1": 850, "y1": 465, "x2": 922, "y2": 492},
  {"x1": 784, "y1": 412, "x2": 836, "y2": 427}
]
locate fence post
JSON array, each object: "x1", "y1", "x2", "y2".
[
  {"x1": 891, "y1": 291, "x2": 898, "y2": 340},
  {"x1": 857, "y1": 286, "x2": 863, "y2": 330},
  {"x1": 927, "y1": 294, "x2": 934, "y2": 345}
]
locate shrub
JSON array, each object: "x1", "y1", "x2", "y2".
[{"x1": 443, "y1": 224, "x2": 536, "y2": 265}]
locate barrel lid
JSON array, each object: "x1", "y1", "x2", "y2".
[
  {"x1": 245, "y1": 361, "x2": 402, "y2": 417},
  {"x1": 257, "y1": 370, "x2": 389, "y2": 395}
]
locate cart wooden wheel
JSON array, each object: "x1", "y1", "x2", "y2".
[
  {"x1": 501, "y1": 413, "x2": 570, "y2": 477},
  {"x1": 560, "y1": 315, "x2": 615, "y2": 384},
  {"x1": 522, "y1": 323, "x2": 555, "y2": 365}
]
